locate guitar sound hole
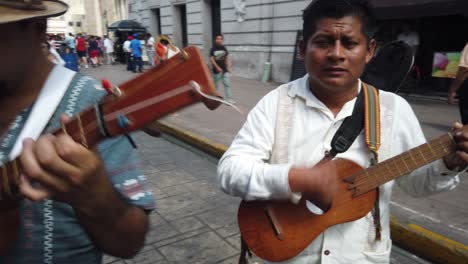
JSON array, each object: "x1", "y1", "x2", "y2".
[{"x1": 306, "y1": 200, "x2": 325, "y2": 215}]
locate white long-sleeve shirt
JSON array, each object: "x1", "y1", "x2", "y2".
[{"x1": 217, "y1": 75, "x2": 460, "y2": 264}]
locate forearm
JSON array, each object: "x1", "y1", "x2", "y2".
[
  {"x1": 210, "y1": 57, "x2": 221, "y2": 70},
  {"x1": 449, "y1": 67, "x2": 468, "y2": 93},
  {"x1": 74, "y1": 184, "x2": 148, "y2": 258},
  {"x1": 218, "y1": 154, "x2": 292, "y2": 200}
]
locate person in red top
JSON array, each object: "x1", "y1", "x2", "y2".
[{"x1": 75, "y1": 33, "x2": 88, "y2": 68}]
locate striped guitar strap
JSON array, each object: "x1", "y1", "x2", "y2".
[{"x1": 363, "y1": 82, "x2": 382, "y2": 240}]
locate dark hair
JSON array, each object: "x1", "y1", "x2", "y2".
[
  {"x1": 215, "y1": 34, "x2": 224, "y2": 39},
  {"x1": 302, "y1": 0, "x2": 377, "y2": 45}
]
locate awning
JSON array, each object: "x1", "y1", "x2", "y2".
[
  {"x1": 371, "y1": 0, "x2": 468, "y2": 19},
  {"x1": 107, "y1": 20, "x2": 146, "y2": 32}
]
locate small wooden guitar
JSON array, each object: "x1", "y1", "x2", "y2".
[
  {"x1": 0, "y1": 46, "x2": 221, "y2": 255},
  {"x1": 238, "y1": 129, "x2": 463, "y2": 262}
]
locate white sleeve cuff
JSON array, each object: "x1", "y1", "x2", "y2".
[
  {"x1": 431, "y1": 159, "x2": 462, "y2": 189},
  {"x1": 263, "y1": 163, "x2": 302, "y2": 203}
]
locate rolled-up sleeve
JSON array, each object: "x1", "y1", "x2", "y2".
[{"x1": 217, "y1": 89, "x2": 295, "y2": 201}]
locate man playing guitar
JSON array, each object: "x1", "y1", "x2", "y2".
[
  {"x1": 217, "y1": 0, "x2": 468, "y2": 263},
  {"x1": 0, "y1": 1, "x2": 155, "y2": 263}
]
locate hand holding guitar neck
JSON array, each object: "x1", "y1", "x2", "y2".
[{"x1": 443, "y1": 122, "x2": 468, "y2": 171}]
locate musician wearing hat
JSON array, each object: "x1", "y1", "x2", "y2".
[{"x1": 0, "y1": 1, "x2": 155, "y2": 263}]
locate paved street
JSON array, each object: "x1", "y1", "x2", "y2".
[{"x1": 81, "y1": 63, "x2": 466, "y2": 263}]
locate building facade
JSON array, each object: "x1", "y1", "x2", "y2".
[
  {"x1": 84, "y1": 0, "x2": 130, "y2": 36},
  {"x1": 47, "y1": 0, "x2": 128, "y2": 36},
  {"x1": 129, "y1": 0, "x2": 309, "y2": 83},
  {"x1": 47, "y1": 0, "x2": 86, "y2": 34}
]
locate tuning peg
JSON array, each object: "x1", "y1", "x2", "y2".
[{"x1": 101, "y1": 79, "x2": 122, "y2": 97}]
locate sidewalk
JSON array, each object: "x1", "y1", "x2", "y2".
[{"x1": 82, "y1": 64, "x2": 467, "y2": 263}]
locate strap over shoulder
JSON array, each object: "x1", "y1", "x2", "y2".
[{"x1": 362, "y1": 82, "x2": 381, "y2": 158}]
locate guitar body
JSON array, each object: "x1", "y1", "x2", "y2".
[{"x1": 238, "y1": 158, "x2": 377, "y2": 262}]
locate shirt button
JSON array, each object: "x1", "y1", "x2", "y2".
[{"x1": 324, "y1": 249, "x2": 330, "y2": 255}]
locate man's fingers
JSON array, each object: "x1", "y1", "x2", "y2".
[
  {"x1": 54, "y1": 134, "x2": 92, "y2": 164},
  {"x1": 452, "y1": 122, "x2": 463, "y2": 132},
  {"x1": 54, "y1": 134, "x2": 102, "y2": 175},
  {"x1": 455, "y1": 151, "x2": 468, "y2": 164},
  {"x1": 35, "y1": 134, "x2": 82, "y2": 181},
  {"x1": 19, "y1": 175, "x2": 51, "y2": 201},
  {"x1": 20, "y1": 138, "x2": 68, "y2": 193},
  {"x1": 60, "y1": 113, "x2": 71, "y2": 124}
]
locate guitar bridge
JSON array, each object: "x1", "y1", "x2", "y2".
[{"x1": 265, "y1": 205, "x2": 284, "y2": 241}]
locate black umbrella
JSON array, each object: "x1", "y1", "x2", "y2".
[{"x1": 108, "y1": 20, "x2": 146, "y2": 32}]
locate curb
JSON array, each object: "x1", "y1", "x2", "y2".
[{"x1": 149, "y1": 121, "x2": 468, "y2": 264}]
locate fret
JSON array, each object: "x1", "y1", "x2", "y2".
[
  {"x1": 77, "y1": 115, "x2": 89, "y2": 148},
  {"x1": 407, "y1": 151, "x2": 419, "y2": 168},
  {"x1": 371, "y1": 167, "x2": 385, "y2": 188},
  {"x1": 400, "y1": 155, "x2": 411, "y2": 173},
  {"x1": 416, "y1": 145, "x2": 429, "y2": 164},
  {"x1": 426, "y1": 142, "x2": 437, "y2": 158},
  {"x1": 383, "y1": 162, "x2": 394, "y2": 181},
  {"x1": 437, "y1": 136, "x2": 450, "y2": 155},
  {"x1": 391, "y1": 159, "x2": 403, "y2": 176},
  {"x1": 61, "y1": 121, "x2": 69, "y2": 136},
  {"x1": 12, "y1": 160, "x2": 20, "y2": 183}
]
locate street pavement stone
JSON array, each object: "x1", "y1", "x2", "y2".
[{"x1": 84, "y1": 65, "x2": 459, "y2": 263}]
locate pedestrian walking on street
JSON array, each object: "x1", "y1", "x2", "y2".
[
  {"x1": 0, "y1": 1, "x2": 155, "y2": 263},
  {"x1": 210, "y1": 34, "x2": 234, "y2": 103},
  {"x1": 448, "y1": 42, "x2": 468, "y2": 125},
  {"x1": 65, "y1": 32, "x2": 75, "y2": 53},
  {"x1": 88, "y1": 35, "x2": 99, "y2": 67},
  {"x1": 130, "y1": 33, "x2": 143, "y2": 73},
  {"x1": 145, "y1": 33, "x2": 156, "y2": 68},
  {"x1": 104, "y1": 35, "x2": 115, "y2": 65},
  {"x1": 97, "y1": 36, "x2": 104, "y2": 65},
  {"x1": 76, "y1": 33, "x2": 88, "y2": 68},
  {"x1": 123, "y1": 35, "x2": 133, "y2": 71},
  {"x1": 217, "y1": 1, "x2": 468, "y2": 263}
]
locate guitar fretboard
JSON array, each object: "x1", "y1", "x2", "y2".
[{"x1": 351, "y1": 133, "x2": 457, "y2": 196}]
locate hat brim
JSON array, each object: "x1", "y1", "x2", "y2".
[{"x1": 0, "y1": 0, "x2": 68, "y2": 24}]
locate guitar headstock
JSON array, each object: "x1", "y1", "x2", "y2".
[{"x1": 100, "y1": 46, "x2": 221, "y2": 137}]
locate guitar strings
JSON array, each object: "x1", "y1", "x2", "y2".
[{"x1": 349, "y1": 136, "x2": 455, "y2": 193}]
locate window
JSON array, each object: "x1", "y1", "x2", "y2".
[
  {"x1": 68, "y1": 21, "x2": 74, "y2": 26},
  {"x1": 76, "y1": 21, "x2": 81, "y2": 27}
]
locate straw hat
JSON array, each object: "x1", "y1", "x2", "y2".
[{"x1": 0, "y1": 0, "x2": 68, "y2": 24}]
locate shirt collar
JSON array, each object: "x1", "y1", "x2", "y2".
[{"x1": 288, "y1": 74, "x2": 362, "y2": 120}]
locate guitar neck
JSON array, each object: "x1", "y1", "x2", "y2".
[{"x1": 352, "y1": 133, "x2": 457, "y2": 196}]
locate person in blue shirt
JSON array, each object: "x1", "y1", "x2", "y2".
[
  {"x1": 130, "y1": 33, "x2": 143, "y2": 73},
  {"x1": 66, "y1": 32, "x2": 75, "y2": 52}
]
